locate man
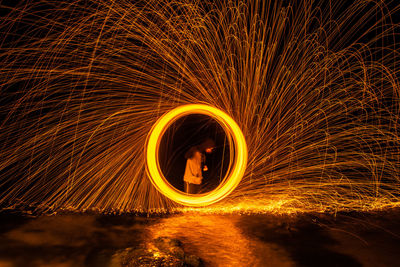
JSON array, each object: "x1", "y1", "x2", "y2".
[{"x1": 183, "y1": 138, "x2": 215, "y2": 194}]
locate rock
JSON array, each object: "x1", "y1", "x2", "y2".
[
  {"x1": 154, "y1": 237, "x2": 181, "y2": 250},
  {"x1": 169, "y1": 246, "x2": 185, "y2": 259},
  {"x1": 154, "y1": 236, "x2": 185, "y2": 259},
  {"x1": 111, "y1": 247, "x2": 185, "y2": 267},
  {"x1": 111, "y1": 237, "x2": 202, "y2": 267},
  {"x1": 184, "y1": 254, "x2": 202, "y2": 267}
]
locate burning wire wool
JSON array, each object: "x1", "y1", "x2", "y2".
[{"x1": 0, "y1": 0, "x2": 399, "y2": 213}]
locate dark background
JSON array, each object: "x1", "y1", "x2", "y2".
[{"x1": 0, "y1": 0, "x2": 399, "y2": 197}]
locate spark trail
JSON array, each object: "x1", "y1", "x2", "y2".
[{"x1": 0, "y1": 0, "x2": 399, "y2": 213}]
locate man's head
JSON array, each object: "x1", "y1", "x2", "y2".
[
  {"x1": 205, "y1": 147, "x2": 214, "y2": 154},
  {"x1": 199, "y1": 138, "x2": 215, "y2": 154}
]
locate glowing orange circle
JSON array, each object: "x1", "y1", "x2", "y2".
[{"x1": 145, "y1": 104, "x2": 247, "y2": 206}]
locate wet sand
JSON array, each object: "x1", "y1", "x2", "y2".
[{"x1": 0, "y1": 209, "x2": 399, "y2": 266}]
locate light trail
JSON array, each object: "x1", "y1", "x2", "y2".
[
  {"x1": 146, "y1": 104, "x2": 247, "y2": 206},
  {"x1": 0, "y1": 0, "x2": 399, "y2": 213}
]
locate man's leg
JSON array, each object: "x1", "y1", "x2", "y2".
[
  {"x1": 184, "y1": 182, "x2": 190, "y2": 194},
  {"x1": 189, "y1": 183, "x2": 197, "y2": 194},
  {"x1": 184, "y1": 182, "x2": 199, "y2": 194},
  {"x1": 193, "y1": 184, "x2": 200, "y2": 194}
]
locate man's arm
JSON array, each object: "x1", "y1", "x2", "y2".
[{"x1": 201, "y1": 153, "x2": 208, "y2": 171}]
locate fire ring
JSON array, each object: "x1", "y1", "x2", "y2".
[{"x1": 145, "y1": 104, "x2": 248, "y2": 206}]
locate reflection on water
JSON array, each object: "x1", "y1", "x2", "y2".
[
  {"x1": 148, "y1": 214, "x2": 294, "y2": 266},
  {"x1": 0, "y1": 214, "x2": 150, "y2": 267},
  {"x1": 0, "y1": 211, "x2": 399, "y2": 266}
]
